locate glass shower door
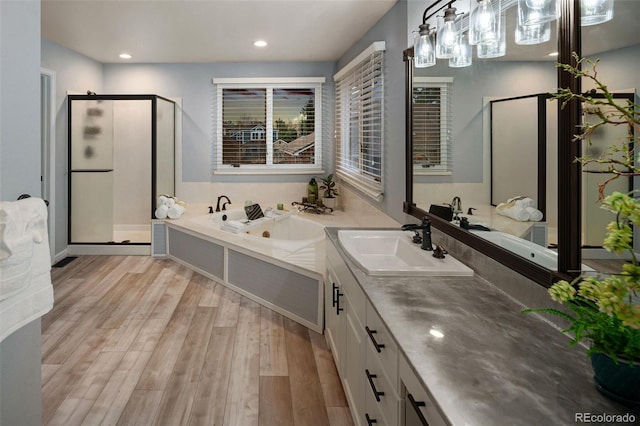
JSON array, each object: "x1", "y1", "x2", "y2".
[{"x1": 70, "y1": 99, "x2": 115, "y2": 242}]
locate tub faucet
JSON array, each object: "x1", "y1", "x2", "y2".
[
  {"x1": 401, "y1": 217, "x2": 433, "y2": 251},
  {"x1": 216, "y1": 195, "x2": 231, "y2": 212},
  {"x1": 451, "y1": 196, "x2": 462, "y2": 220}
]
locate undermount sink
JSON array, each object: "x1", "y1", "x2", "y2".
[{"x1": 337, "y1": 230, "x2": 474, "y2": 276}]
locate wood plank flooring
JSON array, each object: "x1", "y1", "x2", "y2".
[{"x1": 42, "y1": 255, "x2": 352, "y2": 426}]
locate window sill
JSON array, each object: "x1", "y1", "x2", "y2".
[
  {"x1": 413, "y1": 170, "x2": 453, "y2": 176},
  {"x1": 213, "y1": 168, "x2": 325, "y2": 176}
]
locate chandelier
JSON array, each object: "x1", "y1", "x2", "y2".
[{"x1": 414, "y1": 0, "x2": 615, "y2": 68}]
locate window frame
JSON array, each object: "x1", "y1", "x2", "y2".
[
  {"x1": 212, "y1": 77, "x2": 325, "y2": 175},
  {"x1": 334, "y1": 41, "x2": 385, "y2": 201},
  {"x1": 412, "y1": 76, "x2": 453, "y2": 176}
]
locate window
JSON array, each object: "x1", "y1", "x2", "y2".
[
  {"x1": 213, "y1": 78, "x2": 324, "y2": 174},
  {"x1": 334, "y1": 42, "x2": 385, "y2": 201},
  {"x1": 412, "y1": 77, "x2": 453, "y2": 175}
]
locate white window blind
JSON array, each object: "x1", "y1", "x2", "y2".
[
  {"x1": 212, "y1": 78, "x2": 324, "y2": 174},
  {"x1": 334, "y1": 42, "x2": 385, "y2": 200},
  {"x1": 412, "y1": 77, "x2": 453, "y2": 175}
]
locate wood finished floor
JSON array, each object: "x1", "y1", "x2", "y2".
[{"x1": 42, "y1": 255, "x2": 353, "y2": 426}]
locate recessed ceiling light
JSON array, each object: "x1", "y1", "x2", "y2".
[
  {"x1": 254, "y1": 40, "x2": 268, "y2": 48},
  {"x1": 548, "y1": 51, "x2": 559, "y2": 57},
  {"x1": 119, "y1": 53, "x2": 132, "y2": 59}
]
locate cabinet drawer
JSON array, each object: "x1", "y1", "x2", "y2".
[
  {"x1": 399, "y1": 355, "x2": 447, "y2": 426},
  {"x1": 364, "y1": 382, "x2": 388, "y2": 426},
  {"x1": 365, "y1": 301, "x2": 398, "y2": 391},
  {"x1": 366, "y1": 344, "x2": 399, "y2": 426}
]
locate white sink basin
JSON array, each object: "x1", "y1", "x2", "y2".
[{"x1": 337, "y1": 230, "x2": 474, "y2": 276}]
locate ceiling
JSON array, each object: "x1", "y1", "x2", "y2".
[
  {"x1": 42, "y1": 1, "x2": 638, "y2": 65},
  {"x1": 41, "y1": 0, "x2": 399, "y2": 64}
]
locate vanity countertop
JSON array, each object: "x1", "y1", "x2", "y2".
[{"x1": 325, "y1": 227, "x2": 635, "y2": 425}]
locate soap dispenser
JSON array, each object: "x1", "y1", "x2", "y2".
[{"x1": 307, "y1": 178, "x2": 319, "y2": 204}]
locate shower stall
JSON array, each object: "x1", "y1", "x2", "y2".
[{"x1": 68, "y1": 95, "x2": 175, "y2": 248}]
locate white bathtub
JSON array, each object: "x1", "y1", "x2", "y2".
[
  {"x1": 470, "y1": 230, "x2": 594, "y2": 272},
  {"x1": 190, "y1": 210, "x2": 326, "y2": 252}
]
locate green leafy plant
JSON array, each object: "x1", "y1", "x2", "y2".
[
  {"x1": 319, "y1": 174, "x2": 339, "y2": 198},
  {"x1": 524, "y1": 55, "x2": 640, "y2": 364}
]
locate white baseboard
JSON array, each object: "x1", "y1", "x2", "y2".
[
  {"x1": 67, "y1": 245, "x2": 150, "y2": 256},
  {"x1": 53, "y1": 249, "x2": 68, "y2": 264}
]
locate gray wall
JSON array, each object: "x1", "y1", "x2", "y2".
[
  {"x1": 103, "y1": 62, "x2": 335, "y2": 183},
  {"x1": 0, "y1": 0, "x2": 41, "y2": 201},
  {"x1": 0, "y1": 1, "x2": 43, "y2": 422},
  {"x1": 336, "y1": 0, "x2": 408, "y2": 224},
  {"x1": 41, "y1": 38, "x2": 104, "y2": 259}
]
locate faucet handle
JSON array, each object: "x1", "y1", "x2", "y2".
[{"x1": 432, "y1": 245, "x2": 447, "y2": 259}]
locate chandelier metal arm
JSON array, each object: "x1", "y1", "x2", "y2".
[{"x1": 422, "y1": 0, "x2": 458, "y2": 24}]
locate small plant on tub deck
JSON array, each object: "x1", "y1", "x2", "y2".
[
  {"x1": 319, "y1": 173, "x2": 339, "y2": 199},
  {"x1": 524, "y1": 55, "x2": 640, "y2": 367}
]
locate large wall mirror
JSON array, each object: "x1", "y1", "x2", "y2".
[{"x1": 405, "y1": 0, "x2": 640, "y2": 286}]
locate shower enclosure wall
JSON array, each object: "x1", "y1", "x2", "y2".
[{"x1": 68, "y1": 95, "x2": 175, "y2": 247}]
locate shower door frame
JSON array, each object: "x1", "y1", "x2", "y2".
[{"x1": 67, "y1": 94, "x2": 176, "y2": 247}]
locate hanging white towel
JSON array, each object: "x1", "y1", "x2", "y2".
[{"x1": 0, "y1": 197, "x2": 53, "y2": 342}]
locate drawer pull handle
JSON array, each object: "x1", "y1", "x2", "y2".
[
  {"x1": 336, "y1": 293, "x2": 344, "y2": 314},
  {"x1": 365, "y1": 326, "x2": 386, "y2": 353},
  {"x1": 365, "y1": 413, "x2": 378, "y2": 425},
  {"x1": 365, "y1": 369, "x2": 385, "y2": 402},
  {"x1": 407, "y1": 393, "x2": 429, "y2": 426},
  {"x1": 331, "y1": 283, "x2": 338, "y2": 307}
]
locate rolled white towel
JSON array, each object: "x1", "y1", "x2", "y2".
[
  {"x1": 164, "y1": 197, "x2": 176, "y2": 208},
  {"x1": 496, "y1": 205, "x2": 530, "y2": 222},
  {"x1": 167, "y1": 205, "x2": 185, "y2": 219},
  {"x1": 515, "y1": 197, "x2": 536, "y2": 209},
  {"x1": 155, "y1": 205, "x2": 169, "y2": 219},
  {"x1": 526, "y1": 207, "x2": 543, "y2": 222},
  {"x1": 225, "y1": 220, "x2": 246, "y2": 229},
  {"x1": 508, "y1": 207, "x2": 530, "y2": 221},
  {"x1": 157, "y1": 195, "x2": 168, "y2": 207}
]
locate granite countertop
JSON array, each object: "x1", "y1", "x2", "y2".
[{"x1": 325, "y1": 227, "x2": 635, "y2": 426}]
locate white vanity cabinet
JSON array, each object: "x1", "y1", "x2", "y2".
[
  {"x1": 326, "y1": 237, "x2": 448, "y2": 426},
  {"x1": 326, "y1": 240, "x2": 367, "y2": 425},
  {"x1": 364, "y1": 301, "x2": 400, "y2": 425}
]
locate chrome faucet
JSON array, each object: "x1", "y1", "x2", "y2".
[
  {"x1": 401, "y1": 217, "x2": 433, "y2": 251},
  {"x1": 216, "y1": 195, "x2": 231, "y2": 212}
]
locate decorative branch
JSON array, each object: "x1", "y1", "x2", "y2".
[{"x1": 555, "y1": 54, "x2": 640, "y2": 201}]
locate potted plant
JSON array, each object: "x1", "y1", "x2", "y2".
[
  {"x1": 524, "y1": 55, "x2": 640, "y2": 407},
  {"x1": 319, "y1": 173, "x2": 339, "y2": 209}
]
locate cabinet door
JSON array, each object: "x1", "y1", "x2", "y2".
[
  {"x1": 325, "y1": 267, "x2": 345, "y2": 374},
  {"x1": 400, "y1": 355, "x2": 447, "y2": 426},
  {"x1": 344, "y1": 294, "x2": 365, "y2": 426}
]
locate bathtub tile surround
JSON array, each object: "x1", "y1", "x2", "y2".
[{"x1": 325, "y1": 228, "x2": 633, "y2": 424}]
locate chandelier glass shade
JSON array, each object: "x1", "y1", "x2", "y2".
[{"x1": 413, "y1": 0, "x2": 614, "y2": 69}]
